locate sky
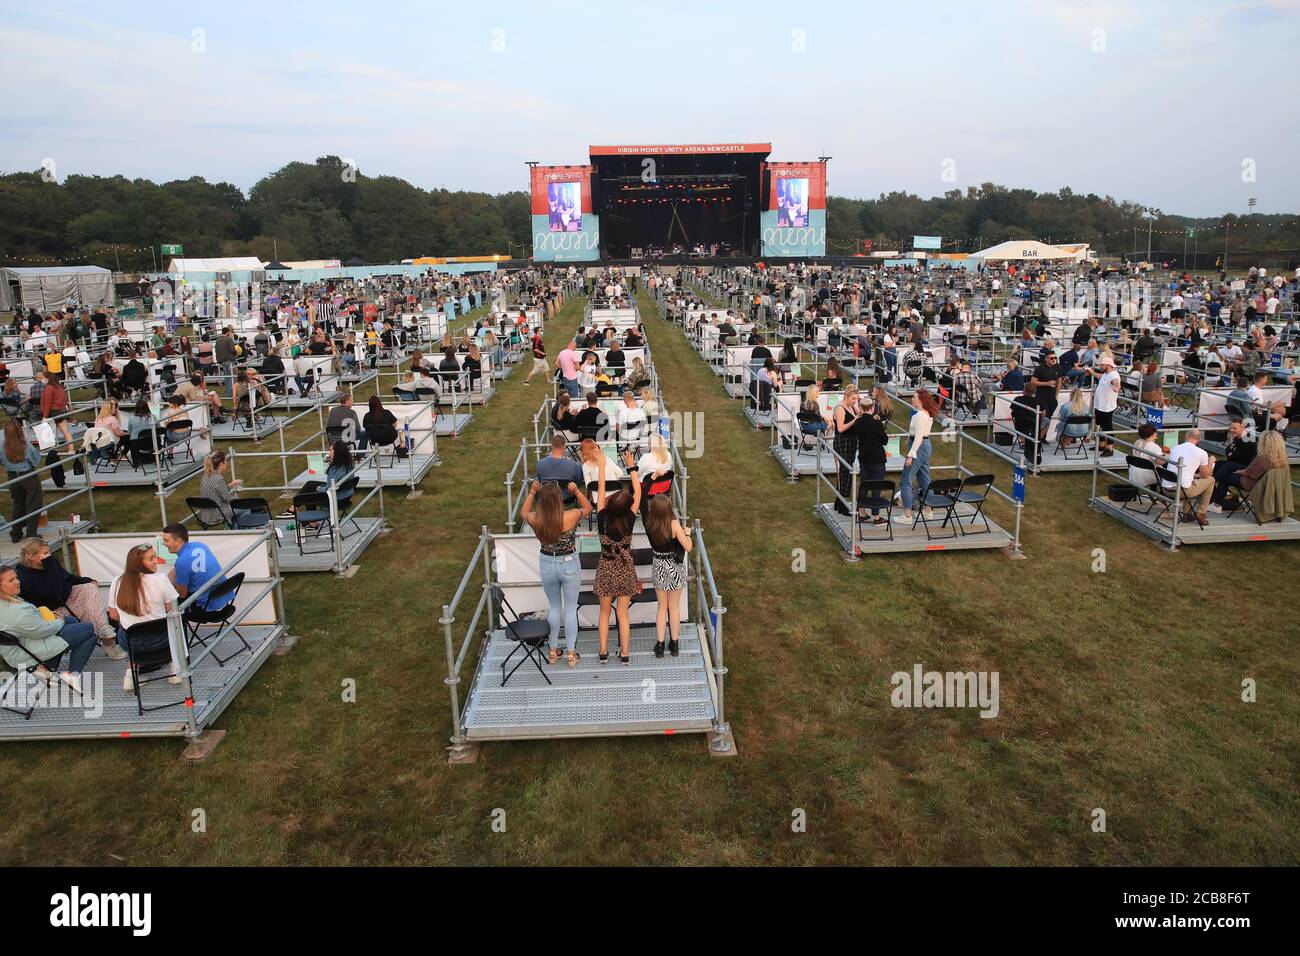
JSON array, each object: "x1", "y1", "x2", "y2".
[{"x1": 2, "y1": 0, "x2": 1298, "y2": 216}]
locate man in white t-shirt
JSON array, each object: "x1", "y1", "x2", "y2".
[
  {"x1": 108, "y1": 544, "x2": 182, "y2": 691},
  {"x1": 1084, "y1": 356, "x2": 1121, "y2": 455},
  {"x1": 1162, "y1": 429, "x2": 1215, "y2": 520}
]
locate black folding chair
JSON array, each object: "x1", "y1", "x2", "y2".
[
  {"x1": 230, "y1": 497, "x2": 272, "y2": 529},
  {"x1": 913, "y1": 477, "x2": 963, "y2": 540},
  {"x1": 186, "y1": 496, "x2": 233, "y2": 529},
  {"x1": 165, "y1": 418, "x2": 195, "y2": 462},
  {"x1": 182, "y1": 572, "x2": 251, "y2": 666},
  {"x1": 292, "y1": 491, "x2": 334, "y2": 554},
  {"x1": 1056, "y1": 416, "x2": 1093, "y2": 459},
  {"x1": 121, "y1": 619, "x2": 183, "y2": 715},
  {"x1": 954, "y1": 474, "x2": 995, "y2": 535},
  {"x1": 492, "y1": 585, "x2": 551, "y2": 688},
  {"x1": 1120, "y1": 458, "x2": 1161, "y2": 515},
  {"x1": 334, "y1": 476, "x2": 363, "y2": 538},
  {"x1": 857, "y1": 479, "x2": 895, "y2": 541},
  {"x1": 0, "y1": 630, "x2": 50, "y2": 719}
]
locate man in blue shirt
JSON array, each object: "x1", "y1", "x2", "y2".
[
  {"x1": 534, "y1": 435, "x2": 584, "y2": 505},
  {"x1": 161, "y1": 524, "x2": 233, "y2": 611}
]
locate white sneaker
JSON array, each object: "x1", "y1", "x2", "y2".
[
  {"x1": 101, "y1": 642, "x2": 127, "y2": 661},
  {"x1": 59, "y1": 672, "x2": 83, "y2": 695},
  {"x1": 122, "y1": 668, "x2": 136, "y2": 693},
  {"x1": 893, "y1": 513, "x2": 913, "y2": 524},
  {"x1": 1207, "y1": 503, "x2": 1223, "y2": 514},
  {"x1": 32, "y1": 667, "x2": 54, "y2": 685},
  {"x1": 168, "y1": 662, "x2": 183, "y2": 685}
]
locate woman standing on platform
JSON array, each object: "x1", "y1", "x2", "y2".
[
  {"x1": 644, "y1": 494, "x2": 691, "y2": 659},
  {"x1": 831, "y1": 386, "x2": 862, "y2": 516},
  {"x1": 593, "y1": 447, "x2": 641, "y2": 665},
  {"x1": 522, "y1": 478, "x2": 591, "y2": 667},
  {"x1": 898, "y1": 389, "x2": 939, "y2": 523}
]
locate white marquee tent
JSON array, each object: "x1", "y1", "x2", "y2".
[
  {"x1": 0, "y1": 264, "x2": 113, "y2": 311},
  {"x1": 168, "y1": 257, "x2": 266, "y2": 274},
  {"x1": 972, "y1": 240, "x2": 1076, "y2": 262}
]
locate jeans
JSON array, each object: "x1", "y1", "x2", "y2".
[
  {"x1": 562, "y1": 376, "x2": 580, "y2": 399},
  {"x1": 538, "y1": 552, "x2": 581, "y2": 652},
  {"x1": 900, "y1": 437, "x2": 932, "y2": 511},
  {"x1": 43, "y1": 620, "x2": 97, "y2": 674}
]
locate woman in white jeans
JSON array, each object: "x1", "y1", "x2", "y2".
[
  {"x1": 898, "y1": 389, "x2": 940, "y2": 522},
  {"x1": 522, "y1": 479, "x2": 592, "y2": 666}
]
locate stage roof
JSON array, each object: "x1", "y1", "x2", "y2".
[{"x1": 589, "y1": 143, "x2": 771, "y2": 157}]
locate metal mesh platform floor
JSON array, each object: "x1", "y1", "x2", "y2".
[
  {"x1": 271, "y1": 516, "x2": 384, "y2": 572},
  {"x1": 0, "y1": 624, "x2": 284, "y2": 741},
  {"x1": 289, "y1": 454, "x2": 435, "y2": 489},
  {"x1": 1090, "y1": 496, "x2": 1300, "y2": 547},
  {"x1": 773, "y1": 445, "x2": 905, "y2": 477},
  {"x1": 435, "y1": 413, "x2": 473, "y2": 436},
  {"x1": 815, "y1": 501, "x2": 1013, "y2": 554},
  {"x1": 462, "y1": 623, "x2": 716, "y2": 740},
  {"x1": 209, "y1": 417, "x2": 288, "y2": 442},
  {"x1": 0, "y1": 519, "x2": 96, "y2": 561},
  {"x1": 43, "y1": 458, "x2": 203, "y2": 491}
]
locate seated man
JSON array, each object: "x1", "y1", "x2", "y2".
[
  {"x1": 952, "y1": 360, "x2": 985, "y2": 414},
  {"x1": 1161, "y1": 429, "x2": 1216, "y2": 523},
  {"x1": 174, "y1": 372, "x2": 226, "y2": 422},
  {"x1": 327, "y1": 393, "x2": 368, "y2": 449},
  {"x1": 571, "y1": 391, "x2": 610, "y2": 441},
  {"x1": 162, "y1": 523, "x2": 233, "y2": 614},
  {"x1": 534, "y1": 434, "x2": 584, "y2": 505},
  {"x1": 119, "y1": 351, "x2": 149, "y2": 395}
]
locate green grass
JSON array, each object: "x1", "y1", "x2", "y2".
[{"x1": 1, "y1": 288, "x2": 1297, "y2": 866}]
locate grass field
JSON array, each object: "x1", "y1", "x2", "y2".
[{"x1": 1, "y1": 287, "x2": 1297, "y2": 866}]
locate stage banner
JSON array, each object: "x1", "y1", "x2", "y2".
[
  {"x1": 761, "y1": 161, "x2": 827, "y2": 257},
  {"x1": 913, "y1": 235, "x2": 942, "y2": 250},
  {"x1": 531, "y1": 165, "x2": 599, "y2": 262}
]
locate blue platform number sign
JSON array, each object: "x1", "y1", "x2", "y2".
[
  {"x1": 1272, "y1": 353, "x2": 1283, "y2": 368},
  {"x1": 1012, "y1": 464, "x2": 1026, "y2": 504},
  {"x1": 1145, "y1": 407, "x2": 1164, "y2": 428}
]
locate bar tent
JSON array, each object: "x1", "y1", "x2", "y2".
[
  {"x1": 971, "y1": 240, "x2": 1076, "y2": 262},
  {"x1": 0, "y1": 265, "x2": 113, "y2": 311}
]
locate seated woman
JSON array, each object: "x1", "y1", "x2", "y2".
[
  {"x1": 550, "y1": 392, "x2": 578, "y2": 441},
  {"x1": 93, "y1": 398, "x2": 130, "y2": 460},
  {"x1": 0, "y1": 564, "x2": 100, "y2": 694},
  {"x1": 234, "y1": 369, "x2": 273, "y2": 425},
  {"x1": 108, "y1": 543, "x2": 182, "y2": 692},
  {"x1": 821, "y1": 356, "x2": 844, "y2": 391},
  {"x1": 798, "y1": 384, "x2": 829, "y2": 439},
  {"x1": 1212, "y1": 429, "x2": 1288, "y2": 512},
  {"x1": 15, "y1": 536, "x2": 123, "y2": 659},
  {"x1": 463, "y1": 344, "x2": 483, "y2": 390},
  {"x1": 1054, "y1": 387, "x2": 1092, "y2": 448},
  {"x1": 363, "y1": 394, "x2": 408, "y2": 455},
  {"x1": 640, "y1": 387, "x2": 660, "y2": 422},
  {"x1": 1128, "y1": 422, "x2": 1165, "y2": 487},
  {"x1": 580, "y1": 438, "x2": 625, "y2": 486},
  {"x1": 1139, "y1": 361, "x2": 1165, "y2": 407},
  {"x1": 637, "y1": 434, "x2": 673, "y2": 480},
  {"x1": 624, "y1": 356, "x2": 651, "y2": 392},
  {"x1": 197, "y1": 450, "x2": 242, "y2": 527},
  {"x1": 438, "y1": 347, "x2": 462, "y2": 390}
]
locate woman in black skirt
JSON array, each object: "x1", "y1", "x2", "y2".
[{"x1": 831, "y1": 386, "x2": 862, "y2": 516}]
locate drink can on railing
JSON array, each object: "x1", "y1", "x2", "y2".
[{"x1": 658, "y1": 415, "x2": 671, "y2": 440}]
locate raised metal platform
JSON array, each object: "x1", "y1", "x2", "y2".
[
  {"x1": 773, "y1": 444, "x2": 906, "y2": 477},
  {"x1": 209, "y1": 415, "x2": 288, "y2": 442},
  {"x1": 0, "y1": 518, "x2": 97, "y2": 561},
  {"x1": 435, "y1": 412, "x2": 473, "y2": 437},
  {"x1": 44, "y1": 458, "x2": 203, "y2": 491},
  {"x1": 1090, "y1": 496, "x2": 1300, "y2": 548},
  {"x1": 270, "y1": 516, "x2": 384, "y2": 572},
  {"x1": 815, "y1": 501, "x2": 1013, "y2": 555},
  {"x1": 462, "y1": 623, "x2": 715, "y2": 740},
  {"x1": 0, "y1": 624, "x2": 283, "y2": 741},
  {"x1": 289, "y1": 453, "x2": 436, "y2": 490}
]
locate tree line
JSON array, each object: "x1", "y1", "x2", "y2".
[{"x1": 1, "y1": 157, "x2": 1296, "y2": 269}]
